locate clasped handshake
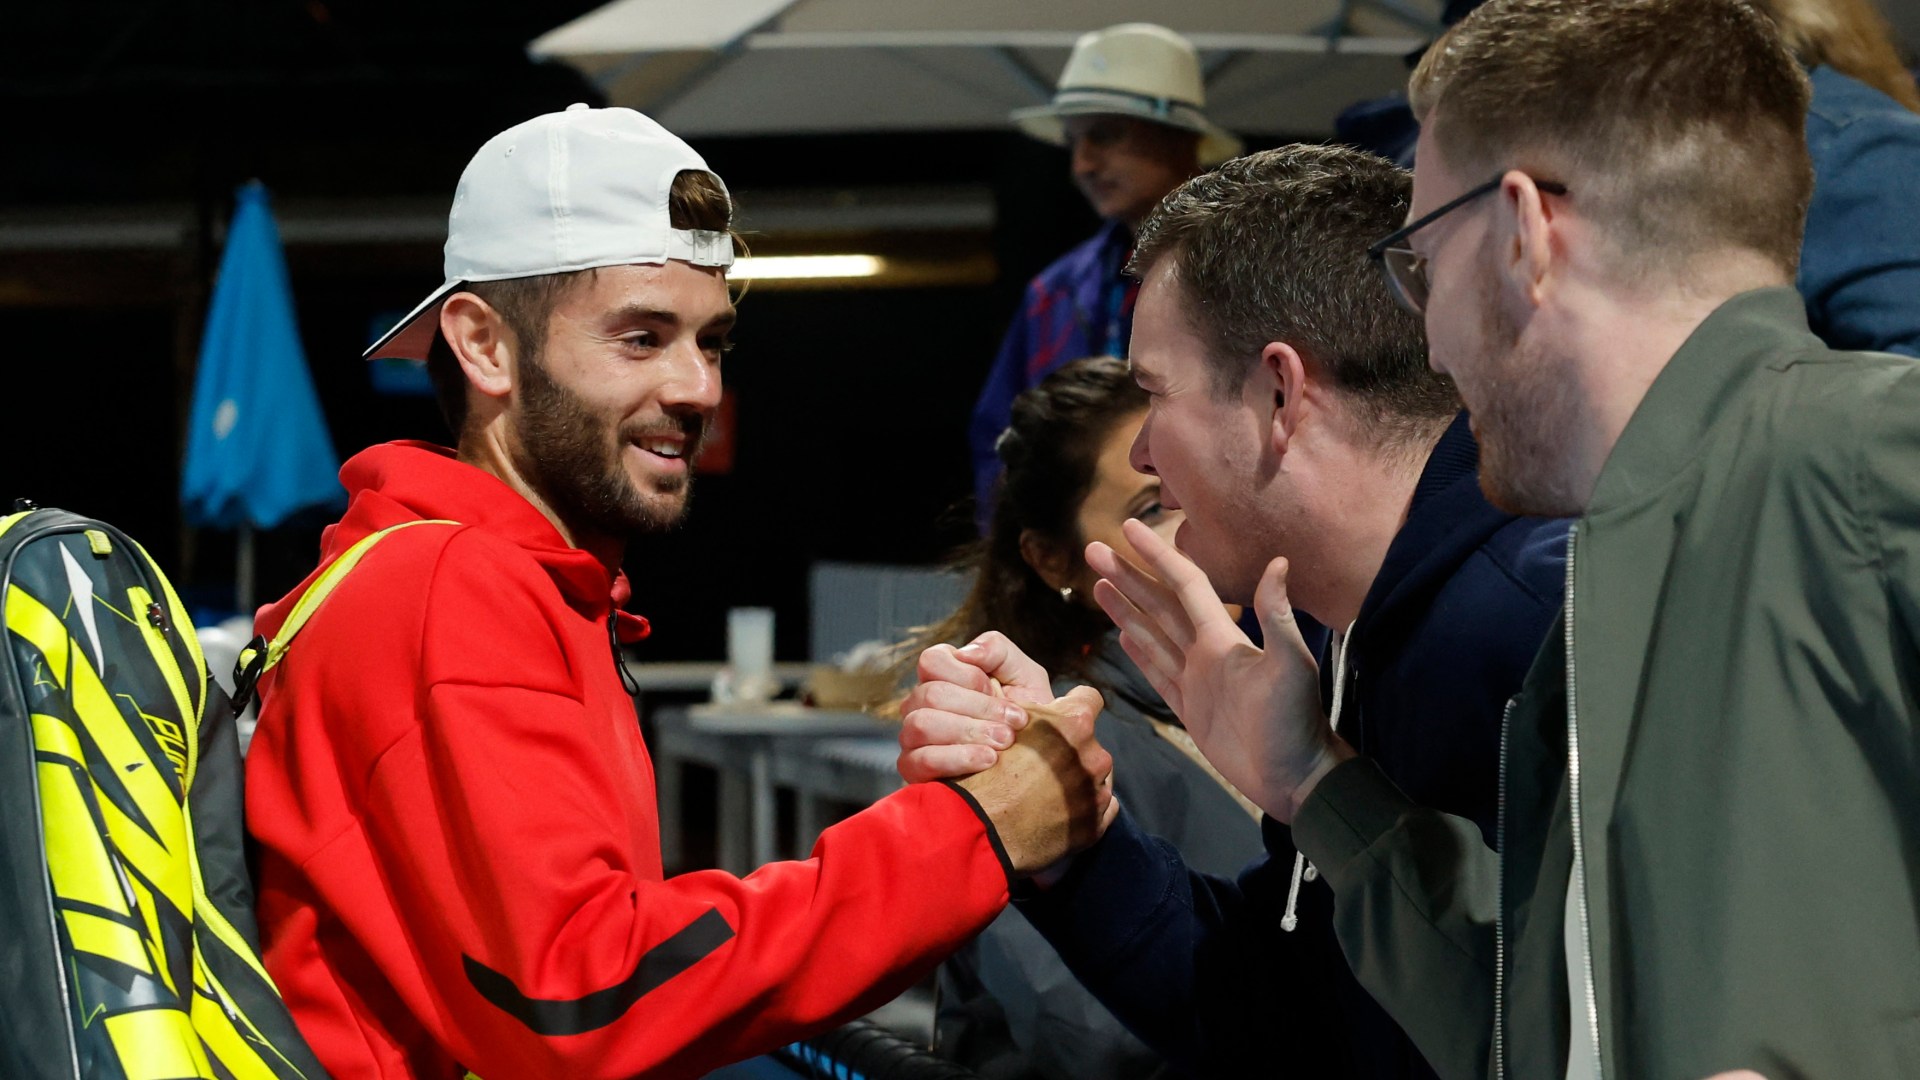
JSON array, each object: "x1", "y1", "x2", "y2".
[{"x1": 894, "y1": 518, "x2": 1356, "y2": 879}]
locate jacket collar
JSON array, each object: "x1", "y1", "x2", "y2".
[
  {"x1": 1093, "y1": 217, "x2": 1132, "y2": 262},
  {"x1": 309, "y1": 441, "x2": 649, "y2": 640},
  {"x1": 1587, "y1": 288, "x2": 1820, "y2": 515},
  {"x1": 1352, "y1": 413, "x2": 1519, "y2": 648},
  {"x1": 1062, "y1": 219, "x2": 1134, "y2": 288}
]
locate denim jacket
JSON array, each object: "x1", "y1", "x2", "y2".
[{"x1": 1798, "y1": 65, "x2": 1920, "y2": 357}]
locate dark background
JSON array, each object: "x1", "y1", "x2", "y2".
[{"x1": 0, "y1": 0, "x2": 1297, "y2": 661}]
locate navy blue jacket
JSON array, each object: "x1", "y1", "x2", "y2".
[{"x1": 1018, "y1": 414, "x2": 1568, "y2": 1078}]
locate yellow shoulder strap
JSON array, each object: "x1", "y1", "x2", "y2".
[{"x1": 233, "y1": 519, "x2": 457, "y2": 704}]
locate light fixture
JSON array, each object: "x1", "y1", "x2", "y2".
[{"x1": 731, "y1": 254, "x2": 885, "y2": 280}]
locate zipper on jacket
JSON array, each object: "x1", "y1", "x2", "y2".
[
  {"x1": 1494, "y1": 695, "x2": 1514, "y2": 1080},
  {"x1": 609, "y1": 613, "x2": 642, "y2": 698},
  {"x1": 1564, "y1": 526, "x2": 1604, "y2": 1080},
  {"x1": 1282, "y1": 623, "x2": 1355, "y2": 932}
]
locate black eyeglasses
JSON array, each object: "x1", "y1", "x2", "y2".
[{"x1": 1368, "y1": 174, "x2": 1569, "y2": 317}]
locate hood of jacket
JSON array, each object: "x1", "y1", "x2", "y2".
[{"x1": 256, "y1": 441, "x2": 650, "y2": 644}]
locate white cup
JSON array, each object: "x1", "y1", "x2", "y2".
[{"x1": 724, "y1": 607, "x2": 776, "y2": 703}]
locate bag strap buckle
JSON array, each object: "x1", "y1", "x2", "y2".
[{"x1": 231, "y1": 635, "x2": 269, "y2": 719}]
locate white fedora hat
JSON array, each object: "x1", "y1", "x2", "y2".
[{"x1": 1011, "y1": 23, "x2": 1243, "y2": 166}]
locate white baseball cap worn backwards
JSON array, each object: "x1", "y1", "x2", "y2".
[{"x1": 365, "y1": 103, "x2": 735, "y2": 362}]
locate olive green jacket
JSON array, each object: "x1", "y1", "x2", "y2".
[{"x1": 1294, "y1": 288, "x2": 1920, "y2": 1080}]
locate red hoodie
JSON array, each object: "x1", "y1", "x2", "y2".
[{"x1": 246, "y1": 442, "x2": 1012, "y2": 1078}]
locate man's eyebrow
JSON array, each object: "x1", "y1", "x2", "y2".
[
  {"x1": 606, "y1": 305, "x2": 682, "y2": 329},
  {"x1": 604, "y1": 305, "x2": 737, "y2": 334}
]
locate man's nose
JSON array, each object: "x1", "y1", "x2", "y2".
[
  {"x1": 1129, "y1": 417, "x2": 1156, "y2": 476},
  {"x1": 1071, "y1": 136, "x2": 1101, "y2": 177},
  {"x1": 661, "y1": 342, "x2": 723, "y2": 412}
]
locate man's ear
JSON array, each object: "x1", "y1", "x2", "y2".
[
  {"x1": 439, "y1": 292, "x2": 516, "y2": 402},
  {"x1": 1018, "y1": 528, "x2": 1075, "y2": 593},
  {"x1": 1257, "y1": 341, "x2": 1309, "y2": 457},
  {"x1": 1500, "y1": 170, "x2": 1556, "y2": 307}
]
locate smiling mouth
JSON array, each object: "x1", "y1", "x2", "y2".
[
  {"x1": 625, "y1": 413, "x2": 709, "y2": 470},
  {"x1": 635, "y1": 437, "x2": 685, "y2": 460}
]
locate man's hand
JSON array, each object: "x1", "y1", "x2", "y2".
[
  {"x1": 897, "y1": 632, "x2": 1055, "y2": 783},
  {"x1": 894, "y1": 632, "x2": 1117, "y2": 874},
  {"x1": 1085, "y1": 518, "x2": 1353, "y2": 822},
  {"x1": 953, "y1": 684, "x2": 1119, "y2": 875}
]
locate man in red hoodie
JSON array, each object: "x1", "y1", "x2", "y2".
[{"x1": 244, "y1": 104, "x2": 1116, "y2": 1079}]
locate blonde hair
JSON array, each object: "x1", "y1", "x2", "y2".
[
  {"x1": 1751, "y1": 0, "x2": 1920, "y2": 111},
  {"x1": 1411, "y1": 0, "x2": 1814, "y2": 280}
]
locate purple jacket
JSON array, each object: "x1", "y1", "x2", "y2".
[{"x1": 970, "y1": 221, "x2": 1135, "y2": 525}]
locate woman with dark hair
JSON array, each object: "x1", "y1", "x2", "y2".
[{"x1": 909, "y1": 356, "x2": 1265, "y2": 1080}]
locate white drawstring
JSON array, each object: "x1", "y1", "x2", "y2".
[
  {"x1": 1282, "y1": 622, "x2": 1354, "y2": 933},
  {"x1": 1279, "y1": 851, "x2": 1309, "y2": 932}
]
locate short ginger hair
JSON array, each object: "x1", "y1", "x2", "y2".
[{"x1": 1410, "y1": 0, "x2": 1815, "y2": 280}]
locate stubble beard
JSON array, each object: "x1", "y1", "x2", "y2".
[
  {"x1": 516, "y1": 351, "x2": 704, "y2": 539},
  {"x1": 1175, "y1": 433, "x2": 1281, "y2": 610},
  {"x1": 1469, "y1": 282, "x2": 1585, "y2": 519}
]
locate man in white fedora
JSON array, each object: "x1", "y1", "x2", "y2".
[
  {"x1": 242, "y1": 103, "x2": 1119, "y2": 1079},
  {"x1": 969, "y1": 23, "x2": 1242, "y2": 520}
]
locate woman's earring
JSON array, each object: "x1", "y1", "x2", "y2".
[{"x1": 1059, "y1": 586, "x2": 1075, "y2": 602}]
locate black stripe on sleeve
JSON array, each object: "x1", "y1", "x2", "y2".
[{"x1": 462, "y1": 906, "x2": 735, "y2": 1036}]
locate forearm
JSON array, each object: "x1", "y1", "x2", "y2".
[
  {"x1": 1018, "y1": 811, "x2": 1332, "y2": 1074},
  {"x1": 1292, "y1": 757, "x2": 1498, "y2": 1080},
  {"x1": 968, "y1": 909, "x2": 1165, "y2": 1080},
  {"x1": 374, "y1": 745, "x2": 1010, "y2": 1078}
]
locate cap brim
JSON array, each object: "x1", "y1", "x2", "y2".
[
  {"x1": 1010, "y1": 102, "x2": 1243, "y2": 165},
  {"x1": 363, "y1": 279, "x2": 463, "y2": 362}
]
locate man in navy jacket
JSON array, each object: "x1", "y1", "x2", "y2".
[{"x1": 900, "y1": 144, "x2": 1564, "y2": 1078}]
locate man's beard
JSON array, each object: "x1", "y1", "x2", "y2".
[
  {"x1": 515, "y1": 352, "x2": 705, "y2": 538},
  {"x1": 1469, "y1": 280, "x2": 1585, "y2": 518}
]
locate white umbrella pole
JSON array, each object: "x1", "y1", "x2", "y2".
[{"x1": 236, "y1": 523, "x2": 256, "y2": 617}]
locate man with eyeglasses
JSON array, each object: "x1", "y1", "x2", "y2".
[
  {"x1": 898, "y1": 142, "x2": 1568, "y2": 1078},
  {"x1": 1063, "y1": 1, "x2": 1920, "y2": 1078}
]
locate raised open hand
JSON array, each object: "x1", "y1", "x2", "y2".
[{"x1": 1085, "y1": 518, "x2": 1353, "y2": 822}]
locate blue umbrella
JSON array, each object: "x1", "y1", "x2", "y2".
[{"x1": 181, "y1": 181, "x2": 344, "y2": 611}]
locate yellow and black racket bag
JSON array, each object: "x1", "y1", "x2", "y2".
[{"x1": 0, "y1": 506, "x2": 328, "y2": 1080}]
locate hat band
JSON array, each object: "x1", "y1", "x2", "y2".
[{"x1": 1052, "y1": 86, "x2": 1206, "y2": 124}]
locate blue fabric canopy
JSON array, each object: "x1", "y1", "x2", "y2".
[{"x1": 181, "y1": 181, "x2": 344, "y2": 529}]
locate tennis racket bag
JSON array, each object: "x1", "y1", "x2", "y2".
[{"x1": 0, "y1": 504, "x2": 327, "y2": 1080}]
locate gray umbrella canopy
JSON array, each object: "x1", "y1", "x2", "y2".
[{"x1": 529, "y1": 0, "x2": 1442, "y2": 141}]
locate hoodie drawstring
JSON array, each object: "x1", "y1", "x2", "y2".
[
  {"x1": 610, "y1": 613, "x2": 642, "y2": 697},
  {"x1": 1282, "y1": 622, "x2": 1354, "y2": 933}
]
